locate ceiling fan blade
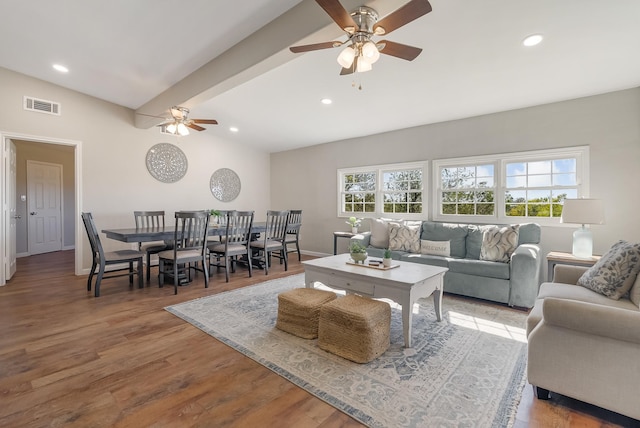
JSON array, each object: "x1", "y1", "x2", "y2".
[
  {"x1": 316, "y1": 0, "x2": 358, "y2": 32},
  {"x1": 192, "y1": 119, "x2": 218, "y2": 125},
  {"x1": 290, "y1": 41, "x2": 339, "y2": 53},
  {"x1": 186, "y1": 123, "x2": 205, "y2": 131},
  {"x1": 373, "y1": 0, "x2": 432, "y2": 35},
  {"x1": 378, "y1": 40, "x2": 423, "y2": 61}
]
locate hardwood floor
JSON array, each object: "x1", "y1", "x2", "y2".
[{"x1": 1, "y1": 251, "x2": 637, "y2": 427}]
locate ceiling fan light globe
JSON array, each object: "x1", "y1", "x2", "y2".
[
  {"x1": 337, "y1": 46, "x2": 355, "y2": 68},
  {"x1": 177, "y1": 123, "x2": 189, "y2": 136},
  {"x1": 356, "y1": 57, "x2": 373, "y2": 73},
  {"x1": 362, "y1": 41, "x2": 380, "y2": 63},
  {"x1": 165, "y1": 123, "x2": 177, "y2": 134}
]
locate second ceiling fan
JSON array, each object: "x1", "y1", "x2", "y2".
[
  {"x1": 290, "y1": 0, "x2": 432, "y2": 75},
  {"x1": 160, "y1": 106, "x2": 218, "y2": 136}
]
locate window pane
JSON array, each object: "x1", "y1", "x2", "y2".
[
  {"x1": 506, "y1": 163, "x2": 526, "y2": 176},
  {"x1": 528, "y1": 175, "x2": 552, "y2": 187},
  {"x1": 506, "y1": 176, "x2": 526, "y2": 188},
  {"x1": 528, "y1": 161, "x2": 551, "y2": 174}
]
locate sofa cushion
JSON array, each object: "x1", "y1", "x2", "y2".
[
  {"x1": 420, "y1": 240, "x2": 450, "y2": 257},
  {"x1": 480, "y1": 225, "x2": 520, "y2": 263},
  {"x1": 577, "y1": 240, "x2": 640, "y2": 300},
  {"x1": 518, "y1": 222, "x2": 541, "y2": 245},
  {"x1": 388, "y1": 222, "x2": 421, "y2": 253},
  {"x1": 421, "y1": 222, "x2": 468, "y2": 258},
  {"x1": 466, "y1": 225, "x2": 492, "y2": 259},
  {"x1": 449, "y1": 258, "x2": 510, "y2": 280},
  {"x1": 401, "y1": 253, "x2": 451, "y2": 268},
  {"x1": 629, "y1": 274, "x2": 640, "y2": 308},
  {"x1": 369, "y1": 218, "x2": 396, "y2": 249}
]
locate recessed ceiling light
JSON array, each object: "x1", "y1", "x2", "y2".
[
  {"x1": 53, "y1": 64, "x2": 69, "y2": 73},
  {"x1": 321, "y1": 98, "x2": 332, "y2": 105},
  {"x1": 522, "y1": 34, "x2": 543, "y2": 47},
  {"x1": 229, "y1": 127, "x2": 239, "y2": 133}
]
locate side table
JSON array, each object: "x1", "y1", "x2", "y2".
[
  {"x1": 333, "y1": 231, "x2": 355, "y2": 255},
  {"x1": 546, "y1": 251, "x2": 601, "y2": 282}
]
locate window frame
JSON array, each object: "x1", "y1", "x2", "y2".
[
  {"x1": 337, "y1": 161, "x2": 428, "y2": 220},
  {"x1": 432, "y1": 146, "x2": 590, "y2": 225}
]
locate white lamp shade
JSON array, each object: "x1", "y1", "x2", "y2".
[
  {"x1": 356, "y1": 56, "x2": 372, "y2": 72},
  {"x1": 560, "y1": 198, "x2": 605, "y2": 225},
  {"x1": 177, "y1": 122, "x2": 189, "y2": 136},
  {"x1": 165, "y1": 123, "x2": 177, "y2": 134},
  {"x1": 361, "y1": 41, "x2": 380, "y2": 64},
  {"x1": 337, "y1": 46, "x2": 355, "y2": 68}
]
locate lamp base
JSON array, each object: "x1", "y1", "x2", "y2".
[{"x1": 572, "y1": 225, "x2": 593, "y2": 259}]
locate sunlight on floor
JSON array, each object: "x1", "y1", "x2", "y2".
[{"x1": 448, "y1": 310, "x2": 527, "y2": 343}]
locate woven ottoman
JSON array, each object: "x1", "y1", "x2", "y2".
[
  {"x1": 276, "y1": 288, "x2": 337, "y2": 339},
  {"x1": 318, "y1": 295, "x2": 391, "y2": 363}
]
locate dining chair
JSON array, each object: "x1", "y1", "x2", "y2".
[
  {"x1": 158, "y1": 210, "x2": 210, "y2": 294},
  {"x1": 81, "y1": 212, "x2": 144, "y2": 297},
  {"x1": 134, "y1": 210, "x2": 173, "y2": 282},
  {"x1": 250, "y1": 210, "x2": 289, "y2": 275},
  {"x1": 274, "y1": 209, "x2": 302, "y2": 263},
  {"x1": 208, "y1": 210, "x2": 254, "y2": 282}
]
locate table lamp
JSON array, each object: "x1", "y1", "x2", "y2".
[{"x1": 560, "y1": 198, "x2": 605, "y2": 259}]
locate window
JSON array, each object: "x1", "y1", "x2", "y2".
[
  {"x1": 338, "y1": 162, "x2": 427, "y2": 219},
  {"x1": 433, "y1": 146, "x2": 589, "y2": 224}
]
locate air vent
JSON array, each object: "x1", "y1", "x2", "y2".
[{"x1": 24, "y1": 96, "x2": 61, "y2": 116}]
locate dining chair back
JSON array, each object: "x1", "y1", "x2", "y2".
[
  {"x1": 250, "y1": 210, "x2": 289, "y2": 275},
  {"x1": 81, "y1": 212, "x2": 144, "y2": 297},
  {"x1": 208, "y1": 210, "x2": 255, "y2": 282},
  {"x1": 158, "y1": 210, "x2": 210, "y2": 294},
  {"x1": 134, "y1": 210, "x2": 173, "y2": 282}
]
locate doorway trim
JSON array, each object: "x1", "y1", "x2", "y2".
[{"x1": 1, "y1": 131, "x2": 83, "y2": 286}]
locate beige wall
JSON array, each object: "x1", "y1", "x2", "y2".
[
  {"x1": 0, "y1": 67, "x2": 271, "y2": 273},
  {"x1": 271, "y1": 87, "x2": 640, "y2": 278}
]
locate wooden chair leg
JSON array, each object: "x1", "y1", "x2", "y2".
[
  {"x1": 87, "y1": 261, "x2": 97, "y2": 291},
  {"x1": 137, "y1": 259, "x2": 143, "y2": 288},
  {"x1": 158, "y1": 259, "x2": 165, "y2": 287},
  {"x1": 146, "y1": 253, "x2": 152, "y2": 283}
]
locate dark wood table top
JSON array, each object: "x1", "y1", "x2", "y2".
[{"x1": 102, "y1": 222, "x2": 267, "y2": 243}]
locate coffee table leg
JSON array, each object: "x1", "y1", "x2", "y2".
[
  {"x1": 402, "y1": 297, "x2": 413, "y2": 348},
  {"x1": 433, "y1": 287, "x2": 443, "y2": 322}
]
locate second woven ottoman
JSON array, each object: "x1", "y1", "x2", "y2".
[
  {"x1": 276, "y1": 288, "x2": 337, "y2": 339},
  {"x1": 318, "y1": 294, "x2": 391, "y2": 363}
]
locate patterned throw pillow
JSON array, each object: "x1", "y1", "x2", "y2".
[
  {"x1": 577, "y1": 240, "x2": 640, "y2": 300},
  {"x1": 420, "y1": 240, "x2": 451, "y2": 257},
  {"x1": 479, "y1": 225, "x2": 520, "y2": 263},
  {"x1": 629, "y1": 274, "x2": 640, "y2": 308},
  {"x1": 389, "y1": 223, "x2": 421, "y2": 253}
]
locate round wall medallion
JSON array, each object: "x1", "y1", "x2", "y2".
[
  {"x1": 145, "y1": 143, "x2": 188, "y2": 183},
  {"x1": 210, "y1": 168, "x2": 241, "y2": 202}
]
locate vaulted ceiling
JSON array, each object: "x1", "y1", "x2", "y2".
[{"x1": 2, "y1": 0, "x2": 639, "y2": 152}]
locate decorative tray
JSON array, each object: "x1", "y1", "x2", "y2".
[{"x1": 346, "y1": 260, "x2": 400, "y2": 270}]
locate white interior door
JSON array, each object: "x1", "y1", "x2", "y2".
[
  {"x1": 8, "y1": 140, "x2": 17, "y2": 278},
  {"x1": 27, "y1": 161, "x2": 63, "y2": 255}
]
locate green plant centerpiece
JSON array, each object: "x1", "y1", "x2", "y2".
[
  {"x1": 346, "y1": 216, "x2": 362, "y2": 233},
  {"x1": 349, "y1": 241, "x2": 368, "y2": 264},
  {"x1": 210, "y1": 209, "x2": 222, "y2": 225}
]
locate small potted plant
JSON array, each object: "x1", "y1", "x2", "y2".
[
  {"x1": 349, "y1": 241, "x2": 368, "y2": 264},
  {"x1": 346, "y1": 216, "x2": 362, "y2": 234},
  {"x1": 210, "y1": 209, "x2": 222, "y2": 226},
  {"x1": 383, "y1": 248, "x2": 392, "y2": 268}
]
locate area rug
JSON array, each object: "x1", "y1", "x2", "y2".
[{"x1": 165, "y1": 274, "x2": 528, "y2": 428}]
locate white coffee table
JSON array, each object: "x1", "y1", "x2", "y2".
[{"x1": 303, "y1": 254, "x2": 448, "y2": 348}]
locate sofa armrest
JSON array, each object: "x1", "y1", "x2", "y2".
[
  {"x1": 508, "y1": 244, "x2": 541, "y2": 308},
  {"x1": 553, "y1": 265, "x2": 589, "y2": 285},
  {"x1": 350, "y1": 232, "x2": 371, "y2": 248},
  {"x1": 541, "y1": 297, "x2": 640, "y2": 344}
]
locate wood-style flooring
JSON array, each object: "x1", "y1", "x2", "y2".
[{"x1": 1, "y1": 250, "x2": 638, "y2": 427}]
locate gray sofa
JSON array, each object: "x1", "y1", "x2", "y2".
[
  {"x1": 351, "y1": 221, "x2": 541, "y2": 308},
  {"x1": 526, "y1": 265, "x2": 640, "y2": 420}
]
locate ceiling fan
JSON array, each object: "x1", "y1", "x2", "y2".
[
  {"x1": 158, "y1": 106, "x2": 218, "y2": 136},
  {"x1": 289, "y1": 0, "x2": 432, "y2": 75}
]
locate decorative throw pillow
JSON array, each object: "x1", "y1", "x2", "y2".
[
  {"x1": 577, "y1": 240, "x2": 640, "y2": 300},
  {"x1": 479, "y1": 225, "x2": 520, "y2": 263},
  {"x1": 369, "y1": 218, "x2": 396, "y2": 248},
  {"x1": 420, "y1": 240, "x2": 450, "y2": 257},
  {"x1": 389, "y1": 223, "x2": 421, "y2": 253}
]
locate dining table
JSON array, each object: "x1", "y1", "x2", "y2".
[{"x1": 101, "y1": 222, "x2": 268, "y2": 244}]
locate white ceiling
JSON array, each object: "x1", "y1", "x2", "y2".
[{"x1": 2, "y1": 0, "x2": 640, "y2": 153}]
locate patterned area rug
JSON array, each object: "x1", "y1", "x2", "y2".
[{"x1": 166, "y1": 274, "x2": 528, "y2": 428}]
